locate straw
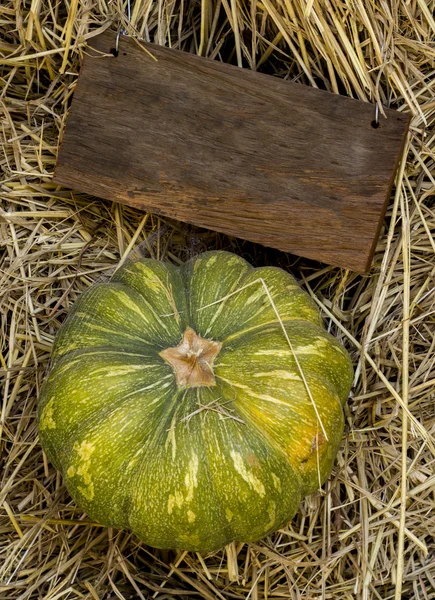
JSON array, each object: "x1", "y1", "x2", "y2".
[{"x1": 1, "y1": 0, "x2": 435, "y2": 598}]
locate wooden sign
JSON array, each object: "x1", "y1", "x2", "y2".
[{"x1": 54, "y1": 31, "x2": 410, "y2": 272}]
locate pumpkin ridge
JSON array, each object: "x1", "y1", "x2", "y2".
[
  {"x1": 222, "y1": 316, "x2": 322, "y2": 344},
  {"x1": 180, "y1": 251, "x2": 252, "y2": 338},
  {"x1": 118, "y1": 263, "x2": 181, "y2": 323},
  {"x1": 216, "y1": 363, "x2": 345, "y2": 417},
  {"x1": 51, "y1": 347, "x2": 162, "y2": 371},
  {"x1": 126, "y1": 387, "x2": 232, "y2": 551},
  {"x1": 216, "y1": 376, "x2": 306, "y2": 464},
  {"x1": 69, "y1": 382, "x2": 180, "y2": 529},
  {"x1": 202, "y1": 388, "x2": 303, "y2": 542},
  {"x1": 43, "y1": 375, "x2": 175, "y2": 465},
  {"x1": 215, "y1": 374, "x2": 305, "y2": 416},
  {"x1": 51, "y1": 281, "x2": 184, "y2": 362},
  {"x1": 199, "y1": 421, "x2": 242, "y2": 547},
  {"x1": 38, "y1": 351, "x2": 176, "y2": 488},
  {"x1": 196, "y1": 389, "x2": 234, "y2": 549},
  {"x1": 228, "y1": 389, "x2": 305, "y2": 470},
  {"x1": 201, "y1": 268, "x2": 253, "y2": 338},
  {"x1": 127, "y1": 386, "x2": 185, "y2": 477},
  {"x1": 112, "y1": 259, "x2": 189, "y2": 333},
  {"x1": 183, "y1": 256, "x2": 323, "y2": 342},
  {"x1": 229, "y1": 398, "x2": 321, "y2": 496},
  {"x1": 218, "y1": 320, "x2": 353, "y2": 403},
  {"x1": 215, "y1": 369, "x2": 344, "y2": 423}
]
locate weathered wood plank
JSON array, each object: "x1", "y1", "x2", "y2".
[{"x1": 54, "y1": 31, "x2": 410, "y2": 272}]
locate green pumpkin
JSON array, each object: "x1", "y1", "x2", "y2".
[{"x1": 38, "y1": 250, "x2": 353, "y2": 552}]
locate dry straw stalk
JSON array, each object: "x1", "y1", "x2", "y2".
[{"x1": 1, "y1": 0, "x2": 435, "y2": 599}]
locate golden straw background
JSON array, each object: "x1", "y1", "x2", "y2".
[{"x1": 1, "y1": 1, "x2": 435, "y2": 598}]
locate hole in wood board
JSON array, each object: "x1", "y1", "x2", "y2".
[
  {"x1": 371, "y1": 119, "x2": 380, "y2": 129},
  {"x1": 110, "y1": 47, "x2": 119, "y2": 57}
]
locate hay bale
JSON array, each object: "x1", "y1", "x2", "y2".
[{"x1": 1, "y1": 1, "x2": 434, "y2": 598}]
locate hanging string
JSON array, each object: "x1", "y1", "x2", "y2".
[
  {"x1": 115, "y1": 0, "x2": 132, "y2": 54},
  {"x1": 372, "y1": 42, "x2": 386, "y2": 129}
]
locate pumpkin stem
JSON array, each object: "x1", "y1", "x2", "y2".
[{"x1": 159, "y1": 328, "x2": 222, "y2": 388}]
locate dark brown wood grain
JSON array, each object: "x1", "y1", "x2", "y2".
[{"x1": 54, "y1": 31, "x2": 410, "y2": 272}]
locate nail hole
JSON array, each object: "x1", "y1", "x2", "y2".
[
  {"x1": 371, "y1": 119, "x2": 380, "y2": 129},
  {"x1": 123, "y1": 52, "x2": 127, "y2": 56},
  {"x1": 110, "y1": 48, "x2": 119, "y2": 57}
]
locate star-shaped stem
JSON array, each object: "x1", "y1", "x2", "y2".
[{"x1": 159, "y1": 328, "x2": 222, "y2": 388}]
